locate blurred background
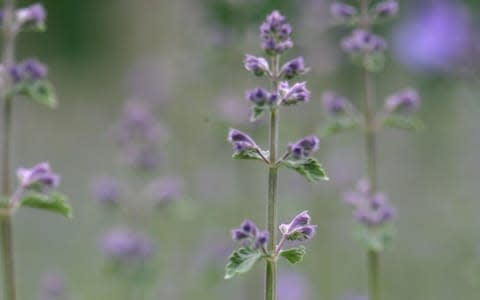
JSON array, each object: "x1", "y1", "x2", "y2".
[{"x1": 3, "y1": 0, "x2": 480, "y2": 299}]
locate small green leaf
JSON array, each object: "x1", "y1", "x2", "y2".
[
  {"x1": 12, "y1": 80, "x2": 57, "y2": 109},
  {"x1": 20, "y1": 192, "x2": 72, "y2": 219},
  {"x1": 320, "y1": 117, "x2": 359, "y2": 138},
  {"x1": 232, "y1": 148, "x2": 269, "y2": 161},
  {"x1": 250, "y1": 105, "x2": 267, "y2": 122},
  {"x1": 280, "y1": 246, "x2": 306, "y2": 264},
  {"x1": 353, "y1": 224, "x2": 394, "y2": 253},
  {"x1": 382, "y1": 115, "x2": 425, "y2": 132},
  {"x1": 363, "y1": 53, "x2": 385, "y2": 72},
  {"x1": 225, "y1": 247, "x2": 263, "y2": 279},
  {"x1": 281, "y1": 157, "x2": 329, "y2": 182}
]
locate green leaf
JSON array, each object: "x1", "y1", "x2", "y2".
[
  {"x1": 250, "y1": 105, "x2": 267, "y2": 122},
  {"x1": 382, "y1": 115, "x2": 425, "y2": 132},
  {"x1": 363, "y1": 53, "x2": 385, "y2": 73},
  {"x1": 20, "y1": 192, "x2": 72, "y2": 219},
  {"x1": 232, "y1": 148, "x2": 269, "y2": 161},
  {"x1": 224, "y1": 247, "x2": 263, "y2": 279},
  {"x1": 280, "y1": 246, "x2": 306, "y2": 264},
  {"x1": 320, "y1": 117, "x2": 359, "y2": 138},
  {"x1": 353, "y1": 224, "x2": 394, "y2": 253},
  {"x1": 12, "y1": 80, "x2": 57, "y2": 109},
  {"x1": 281, "y1": 157, "x2": 329, "y2": 182}
]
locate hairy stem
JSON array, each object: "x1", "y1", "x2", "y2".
[
  {"x1": 360, "y1": 1, "x2": 380, "y2": 300},
  {"x1": 265, "y1": 54, "x2": 280, "y2": 300},
  {"x1": 0, "y1": 0, "x2": 17, "y2": 299}
]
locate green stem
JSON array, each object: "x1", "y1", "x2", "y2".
[
  {"x1": 265, "y1": 55, "x2": 280, "y2": 300},
  {"x1": 368, "y1": 249, "x2": 380, "y2": 300},
  {"x1": 0, "y1": 0, "x2": 17, "y2": 299},
  {"x1": 360, "y1": 1, "x2": 380, "y2": 300}
]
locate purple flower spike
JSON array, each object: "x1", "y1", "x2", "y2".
[
  {"x1": 17, "y1": 162, "x2": 60, "y2": 192},
  {"x1": 280, "y1": 57, "x2": 309, "y2": 80},
  {"x1": 231, "y1": 228, "x2": 249, "y2": 241},
  {"x1": 17, "y1": 3, "x2": 46, "y2": 28},
  {"x1": 244, "y1": 54, "x2": 270, "y2": 77},
  {"x1": 322, "y1": 91, "x2": 352, "y2": 116},
  {"x1": 279, "y1": 211, "x2": 317, "y2": 241},
  {"x1": 246, "y1": 87, "x2": 270, "y2": 106},
  {"x1": 260, "y1": 10, "x2": 293, "y2": 56},
  {"x1": 373, "y1": 0, "x2": 399, "y2": 19},
  {"x1": 384, "y1": 88, "x2": 420, "y2": 114},
  {"x1": 280, "y1": 81, "x2": 311, "y2": 105},
  {"x1": 330, "y1": 2, "x2": 358, "y2": 20},
  {"x1": 227, "y1": 128, "x2": 257, "y2": 152},
  {"x1": 288, "y1": 136, "x2": 320, "y2": 160},
  {"x1": 341, "y1": 29, "x2": 387, "y2": 54},
  {"x1": 90, "y1": 176, "x2": 122, "y2": 206}
]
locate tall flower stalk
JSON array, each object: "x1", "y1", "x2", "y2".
[
  {"x1": 0, "y1": 2, "x2": 72, "y2": 300},
  {"x1": 324, "y1": 1, "x2": 423, "y2": 300},
  {"x1": 225, "y1": 11, "x2": 328, "y2": 300}
]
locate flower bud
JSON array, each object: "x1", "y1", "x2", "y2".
[
  {"x1": 280, "y1": 82, "x2": 311, "y2": 105},
  {"x1": 280, "y1": 57, "x2": 309, "y2": 80},
  {"x1": 244, "y1": 54, "x2": 270, "y2": 77},
  {"x1": 17, "y1": 162, "x2": 60, "y2": 192},
  {"x1": 288, "y1": 136, "x2": 319, "y2": 160},
  {"x1": 384, "y1": 88, "x2": 419, "y2": 113},
  {"x1": 330, "y1": 2, "x2": 358, "y2": 21},
  {"x1": 17, "y1": 3, "x2": 46, "y2": 29},
  {"x1": 227, "y1": 128, "x2": 257, "y2": 152}
]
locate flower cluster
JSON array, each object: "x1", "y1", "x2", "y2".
[
  {"x1": 9, "y1": 58, "x2": 47, "y2": 83},
  {"x1": 384, "y1": 88, "x2": 420, "y2": 114},
  {"x1": 16, "y1": 3, "x2": 46, "y2": 29},
  {"x1": 279, "y1": 211, "x2": 316, "y2": 241},
  {"x1": 115, "y1": 100, "x2": 164, "y2": 171},
  {"x1": 259, "y1": 10, "x2": 293, "y2": 56},
  {"x1": 344, "y1": 180, "x2": 396, "y2": 226},
  {"x1": 100, "y1": 227, "x2": 154, "y2": 264},
  {"x1": 322, "y1": 91, "x2": 354, "y2": 116},
  {"x1": 231, "y1": 220, "x2": 268, "y2": 250},
  {"x1": 288, "y1": 136, "x2": 319, "y2": 160},
  {"x1": 16, "y1": 162, "x2": 59, "y2": 193}
]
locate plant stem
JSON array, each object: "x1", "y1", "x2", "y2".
[
  {"x1": 368, "y1": 249, "x2": 380, "y2": 300},
  {"x1": 360, "y1": 1, "x2": 380, "y2": 300},
  {"x1": 265, "y1": 55, "x2": 280, "y2": 300},
  {"x1": 0, "y1": 0, "x2": 17, "y2": 300}
]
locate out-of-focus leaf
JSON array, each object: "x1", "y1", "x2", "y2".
[
  {"x1": 232, "y1": 148, "x2": 269, "y2": 161},
  {"x1": 353, "y1": 224, "x2": 394, "y2": 253},
  {"x1": 280, "y1": 246, "x2": 306, "y2": 264},
  {"x1": 320, "y1": 117, "x2": 359, "y2": 138},
  {"x1": 363, "y1": 53, "x2": 385, "y2": 72},
  {"x1": 382, "y1": 115, "x2": 425, "y2": 132},
  {"x1": 11, "y1": 80, "x2": 57, "y2": 109},
  {"x1": 250, "y1": 105, "x2": 267, "y2": 122},
  {"x1": 281, "y1": 157, "x2": 329, "y2": 183},
  {"x1": 20, "y1": 192, "x2": 72, "y2": 219}
]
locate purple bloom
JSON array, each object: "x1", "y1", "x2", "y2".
[
  {"x1": 100, "y1": 228, "x2": 154, "y2": 263},
  {"x1": 17, "y1": 3, "x2": 46, "y2": 29},
  {"x1": 39, "y1": 272, "x2": 66, "y2": 300},
  {"x1": 330, "y1": 2, "x2": 358, "y2": 20},
  {"x1": 260, "y1": 10, "x2": 293, "y2": 56},
  {"x1": 145, "y1": 176, "x2": 184, "y2": 206},
  {"x1": 288, "y1": 136, "x2": 320, "y2": 160},
  {"x1": 280, "y1": 57, "x2": 309, "y2": 80},
  {"x1": 373, "y1": 0, "x2": 399, "y2": 18},
  {"x1": 9, "y1": 58, "x2": 48, "y2": 83},
  {"x1": 393, "y1": 0, "x2": 471, "y2": 73},
  {"x1": 244, "y1": 54, "x2": 270, "y2": 77},
  {"x1": 227, "y1": 128, "x2": 257, "y2": 152},
  {"x1": 230, "y1": 219, "x2": 267, "y2": 249},
  {"x1": 384, "y1": 88, "x2": 420, "y2": 113},
  {"x1": 322, "y1": 91, "x2": 352, "y2": 116},
  {"x1": 90, "y1": 176, "x2": 122, "y2": 206},
  {"x1": 341, "y1": 29, "x2": 387, "y2": 54},
  {"x1": 16, "y1": 162, "x2": 60, "y2": 192},
  {"x1": 344, "y1": 180, "x2": 396, "y2": 226},
  {"x1": 280, "y1": 81, "x2": 311, "y2": 105},
  {"x1": 279, "y1": 211, "x2": 317, "y2": 241},
  {"x1": 246, "y1": 87, "x2": 270, "y2": 106},
  {"x1": 254, "y1": 230, "x2": 268, "y2": 249}
]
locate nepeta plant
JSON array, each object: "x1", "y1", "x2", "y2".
[
  {"x1": 91, "y1": 99, "x2": 183, "y2": 298},
  {"x1": 224, "y1": 11, "x2": 328, "y2": 300},
  {"x1": 0, "y1": 2, "x2": 72, "y2": 300},
  {"x1": 323, "y1": 1, "x2": 423, "y2": 300}
]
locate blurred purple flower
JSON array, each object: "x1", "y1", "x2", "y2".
[
  {"x1": 280, "y1": 81, "x2": 311, "y2": 105},
  {"x1": 100, "y1": 227, "x2": 154, "y2": 264},
  {"x1": 145, "y1": 176, "x2": 184, "y2": 206},
  {"x1": 281, "y1": 57, "x2": 309, "y2": 80},
  {"x1": 244, "y1": 54, "x2": 270, "y2": 77},
  {"x1": 322, "y1": 91, "x2": 353, "y2": 116},
  {"x1": 277, "y1": 271, "x2": 310, "y2": 300},
  {"x1": 39, "y1": 272, "x2": 67, "y2": 300},
  {"x1": 288, "y1": 136, "x2": 319, "y2": 160},
  {"x1": 330, "y1": 2, "x2": 358, "y2": 21},
  {"x1": 341, "y1": 29, "x2": 387, "y2": 54},
  {"x1": 344, "y1": 179, "x2": 396, "y2": 226},
  {"x1": 384, "y1": 88, "x2": 420, "y2": 114},
  {"x1": 279, "y1": 211, "x2": 317, "y2": 241},
  {"x1": 9, "y1": 58, "x2": 48, "y2": 83},
  {"x1": 90, "y1": 176, "x2": 122, "y2": 206},
  {"x1": 227, "y1": 128, "x2": 258, "y2": 153},
  {"x1": 393, "y1": 0, "x2": 472, "y2": 73},
  {"x1": 17, "y1": 3, "x2": 46, "y2": 28}
]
